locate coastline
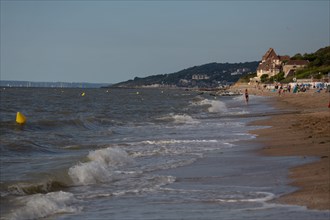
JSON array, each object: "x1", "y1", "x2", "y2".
[{"x1": 231, "y1": 83, "x2": 330, "y2": 210}]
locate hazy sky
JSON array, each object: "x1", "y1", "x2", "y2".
[{"x1": 1, "y1": 1, "x2": 329, "y2": 84}]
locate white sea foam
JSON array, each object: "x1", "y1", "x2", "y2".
[
  {"x1": 129, "y1": 139, "x2": 219, "y2": 158},
  {"x1": 216, "y1": 192, "x2": 275, "y2": 203},
  {"x1": 196, "y1": 99, "x2": 228, "y2": 113},
  {"x1": 9, "y1": 191, "x2": 81, "y2": 220},
  {"x1": 228, "y1": 109, "x2": 250, "y2": 115},
  {"x1": 112, "y1": 175, "x2": 176, "y2": 196},
  {"x1": 172, "y1": 114, "x2": 199, "y2": 124},
  {"x1": 141, "y1": 139, "x2": 218, "y2": 145},
  {"x1": 80, "y1": 175, "x2": 176, "y2": 200},
  {"x1": 68, "y1": 147, "x2": 132, "y2": 185},
  {"x1": 156, "y1": 113, "x2": 199, "y2": 124},
  {"x1": 232, "y1": 95, "x2": 245, "y2": 102}
]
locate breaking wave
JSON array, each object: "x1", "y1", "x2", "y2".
[
  {"x1": 156, "y1": 113, "x2": 199, "y2": 124},
  {"x1": 4, "y1": 180, "x2": 68, "y2": 196},
  {"x1": 7, "y1": 191, "x2": 81, "y2": 220},
  {"x1": 193, "y1": 98, "x2": 228, "y2": 113},
  {"x1": 68, "y1": 147, "x2": 132, "y2": 185}
]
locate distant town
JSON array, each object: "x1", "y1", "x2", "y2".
[{"x1": 0, "y1": 80, "x2": 110, "y2": 88}]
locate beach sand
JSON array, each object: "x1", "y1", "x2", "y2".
[{"x1": 231, "y1": 83, "x2": 330, "y2": 210}]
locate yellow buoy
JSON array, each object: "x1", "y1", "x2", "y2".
[
  {"x1": 81, "y1": 92, "x2": 85, "y2": 97},
  {"x1": 16, "y1": 112, "x2": 26, "y2": 124}
]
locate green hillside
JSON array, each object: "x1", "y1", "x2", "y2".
[
  {"x1": 293, "y1": 46, "x2": 330, "y2": 80},
  {"x1": 284, "y1": 46, "x2": 330, "y2": 82},
  {"x1": 112, "y1": 61, "x2": 259, "y2": 88}
]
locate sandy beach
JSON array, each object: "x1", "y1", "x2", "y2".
[{"x1": 230, "y1": 83, "x2": 330, "y2": 210}]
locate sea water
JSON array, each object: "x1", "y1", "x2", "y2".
[{"x1": 0, "y1": 88, "x2": 328, "y2": 220}]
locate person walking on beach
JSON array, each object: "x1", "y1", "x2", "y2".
[{"x1": 244, "y1": 89, "x2": 249, "y2": 104}]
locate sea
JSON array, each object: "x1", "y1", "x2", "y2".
[{"x1": 0, "y1": 87, "x2": 328, "y2": 220}]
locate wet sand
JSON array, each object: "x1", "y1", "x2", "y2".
[{"x1": 231, "y1": 83, "x2": 330, "y2": 210}]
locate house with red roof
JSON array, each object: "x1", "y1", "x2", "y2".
[{"x1": 256, "y1": 48, "x2": 290, "y2": 79}]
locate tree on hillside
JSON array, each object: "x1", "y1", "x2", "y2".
[
  {"x1": 291, "y1": 53, "x2": 304, "y2": 60},
  {"x1": 260, "y1": 74, "x2": 269, "y2": 83}
]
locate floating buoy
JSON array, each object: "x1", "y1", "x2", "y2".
[
  {"x1": 81, "y1": 92, "x2": 85, "y2": 97},
  {"x1": 136, "y1": 92, "x2": 139, "y2": 95},
  {"x1": 16, "y1": 112, "x2": 26, "y2": 124}
]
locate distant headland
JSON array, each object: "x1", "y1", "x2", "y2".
[{"x1": 111, "y1": 61, "x2": 259, "y2": 88}]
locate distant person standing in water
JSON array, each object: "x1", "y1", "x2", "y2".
[{"x1": 244, "y1": 89, "x2": 249, "y2": 104}]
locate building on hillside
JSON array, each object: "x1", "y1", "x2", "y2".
[
  {"x1": 283, "y1": 60, "x2": 309, "y2": 77},
  {"x1": 192, "y1": 74, "x2": 210, "y2": 80},
  {"x1": 256, "y1": 48, "x2": 289, "y2": 79},
  {"x1": 231, "y1": 68, "x2": 250, "y2": 76}
]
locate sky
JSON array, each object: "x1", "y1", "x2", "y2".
[{"x1": 1, "y1": 0, "x2": 329, "y2": 84}]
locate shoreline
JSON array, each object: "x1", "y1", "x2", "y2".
[{"x1": 231, "y1": 83, "x2": 330, "y2": 210}]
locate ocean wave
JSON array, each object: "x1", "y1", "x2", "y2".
[
  {"x1": 124, "y1": 138, "x2": 238, "y2": 162},
  {"x1": 140, "y1": 139, "x2": 218, "y2": 145},
  {"x1": 81, "y1": 175, "x2": 176, "y2": 200},
  {"x1": 117, "y1": 175, "x2": 176, "y2": 194},
  {"x1": 128, "y1": 139, "x2": 218, "y2": 158},
  {"x1": 4, "y1": 180, "x2": 68, "y2": 196},
  {"x1": 68, "y1": 147, "x2": 133, "y2": 185},
  {"x1": 192, "y1": 98, "x2": 228, "y2": 113},
  {"x1": 155, "y1": 113, "x2": 199, "y2": 124},
  {"x1": 0, "y1": 140, "x2": 58, "y2": 156},
  {"x1": 214, "y1": 191, "x2": 275, "y2": 203},
  {"x1": 5, "y1": 116, "x2": 120, "y2": 134},
  {"x1": 227, "y1": 109, "x2": 250, "y2": 115},
  {"x1": 142, "y1": 158, "x2": 198, "y2": 172},
  {"x1": 7, "y1": 191, "x2": 81, "y2": 220},
  {"x1": 153, "y1": 188, "x2": 275, "y2": 205},
  {"x1": 29, "y1": 118, "x2": 100, "y2": 131}
]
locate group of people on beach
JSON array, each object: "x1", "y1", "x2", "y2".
[
  {"x1": 253, "y1": 82, "x2": 330, "y2": 96},
  {"x1": 241, "y1": 81, "x2": 330, "y2": 105}
]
